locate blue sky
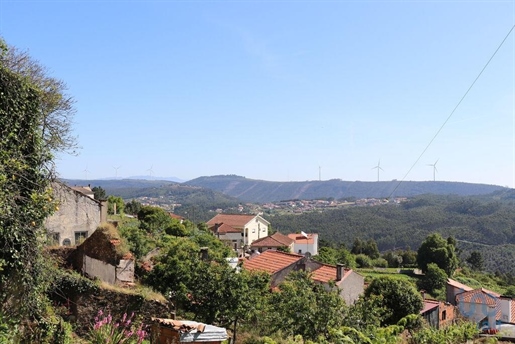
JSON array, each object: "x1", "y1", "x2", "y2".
[{"x1": 1, "y1": 1, "x2": 514, "y2": 186}]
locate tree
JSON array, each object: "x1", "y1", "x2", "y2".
[
  {"x1": 137, "y1": 206, "x2": 171, "y2": 233},
  {"x1": 107, "y1": 195, "x2": 125, "y2": 215},
  {"x1": 417, "y1": 263, "x2": 447, "y2": 296},
  {"x1": 417, "y1": 233, "x2": 458, "y2": 276},
  {"x1": 264, "y1": 271, "x2": 346, "y2": 341},
  {"x1": 124, "y1": 199, "x2": 142, "y2": 215},
  {"x1": 364, "y1": 277, "x2": 423, "y2": 325},
  {"x1": 0, "y1": 38, "x2": 68, "y2": 339},
  {"x1": 0, "y1": 40, "x2": 77, "y2": 155},
  {"x1": 466, "y1": 251, "x2": 484, "y2": 271},
  {"x1": 92, "y1": 186, "x2": 106, "y2": 200}
]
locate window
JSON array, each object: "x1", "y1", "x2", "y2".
[
  {"x1": 298, "y1": 249, "x2": 302, "y2": 254},
  {"x1": 252, "y1": 228, "x2": 255, "y2": 233},
  {"x1": 63, "y1": 238, "x2": 72, "y2": 246},
  {"x1": 441, "y1": 310, "x2": 446, "y2": 320},
  {"x1": 75, "y1": 231, "x2": 88, "y2": 244}
]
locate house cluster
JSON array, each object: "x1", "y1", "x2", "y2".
[
  {"x1": 48, "y1": 186, "x2": 515, "y2": 336},
  {"x1": 206, "y1": 213, "x2": 363, "y2": 305},
  {"x1": 420, "y1": 278, "x2": 515, "y2": 333}
]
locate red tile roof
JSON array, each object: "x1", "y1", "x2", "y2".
[
  {"x1": 420, "y1": 299, "x2": 440, "y2": 314},
  {"x1": 243, "y1": 250, "x2": 303, "y2": 274},
  {"x1": 287, "y1": 233, "x2": 318, "y2": 244},
  {"x1": 215, "y1": 223, "x2": 241, "y2": 234},
  {"x1": 169, "y1": 213, "x2": 185, "y2": 220},
  {"x1": 456, "y1": 289, "x2": 497, "y2": 306},
  {"x1": 206, "y1": 214, "x2": 258, "y2": 229},
  {"x1": 251, "y1": 232, "x2": 294, "y2": 248},
  {"x1": 311, "y1": 265, "x2": 336, "y2": 283},
  {"x1": 447, "y1": 278, "x2": 473, "y2": 292}
]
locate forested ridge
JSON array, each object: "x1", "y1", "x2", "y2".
[
  {"x1": 267, "y1": 193, "x2": 515, "y2": 275},
  {"x1": 186, "y1": 175, "x2": 505, "y2": 202}
]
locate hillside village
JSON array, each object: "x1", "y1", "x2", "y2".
[
  {"x1": 26, "y1": 182, "x2": 515, "y2": 343},
  {"x1": 2, "y1": 16, "x2": 515, "y2": 343}
]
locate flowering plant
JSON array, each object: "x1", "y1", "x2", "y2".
[{"x1": 90, "y1": 310, "x2": 147, "y2": 344}]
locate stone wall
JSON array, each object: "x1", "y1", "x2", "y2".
[{"x1": 45, "y1": 182, "x2": 104, "y2": 246}]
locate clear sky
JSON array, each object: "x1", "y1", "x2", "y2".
[{"x1": 1, "y1": 1, "x2": 514, "y2": 186}]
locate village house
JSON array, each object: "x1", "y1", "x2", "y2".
[
  {"x1": 447, "y1": 278, "x2": 515, "y2": 332},
  {"x1": 250, "y1": 232, "x2": 294, "y2": 253},
  {"x1": 45, "y1": 182, "x2": 107, "y2": 246},
  {"x1": 206, "y1": 214, "x2": 270, "y2": 252},
  {"x1": 420, "y1": 297, "x2": 455, "y2": 329},
  {"x1": 243, "y1": 250, "x2": 364, "y2": 305},
  {"x1": 287, "y1": 232, "x2": 319, "y2": 255}
]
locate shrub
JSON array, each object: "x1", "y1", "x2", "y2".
[
  {"x1": 372, "y1": 258, "x2": 388, "y2": 268},
  {"x1": 89, "y1": 310, "x2": 147, "y2": 344},
  {"x1": 355, "y1": 254, "x2": 372, "y2": 268}
]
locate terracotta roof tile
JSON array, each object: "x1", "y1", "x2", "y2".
[
  {"x1": 206, "y1": 214, "x2": 257, "y2": 229},
  {"x1": 214, "y1": 223, "x2": 240, "y2": 234},
  {"x1": 169, "y1": 213, "x2": 185, "y2": 220},
  {"x1": 243, "y1": 250, "x2": 303, "y2": 274},
  {"x1": 456, "y1": 289, "x2": 497, "y2": 306},
  {"x1": 311, "y1": 265, "x2": 336, "y2": 283},
  {"x1": 251, "y1": 232, "x2": 294, "y2": 248},
  {"x1": 447, "y1": 278, "x2": 473, "y2": 292},
  {"x1": 421, "y1": 299, "x2": 440, "y2": 314},
  {"x1": 287, "y1": 233, "x2": 318, "y2": 244}
]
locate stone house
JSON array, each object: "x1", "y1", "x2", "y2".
[
  {"x1": 206, "y1": 214, "x2": 270, "y2": 252},
  {"x1": 45, "y1": 182, "x2": 107, "y2": 246},
  {"x1": 243, "y1": 250, "x2": 364, "y2": 305},
  {"x1": 72, "y1": 224, "x2": 134, "y2": 285},
  {"x1": 420, "y1": 298, "x2": 455, "y2": 329}
]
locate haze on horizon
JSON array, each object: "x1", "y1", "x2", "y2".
[{"x1": 1, "y1": 1, "x2": 514, "y2": 187}]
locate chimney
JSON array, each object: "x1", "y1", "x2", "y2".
[{"x1": 336, "y1": 263, "x2": 344, "y2": 281}]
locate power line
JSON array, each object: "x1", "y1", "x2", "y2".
[{"x1": 388, "y1": 23, "x2": 515, "y2": 199}]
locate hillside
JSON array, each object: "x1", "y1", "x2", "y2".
[
  {"x1": 63, "y1": 178, "x2": 241, "y2": 211},
  {"x1": 267, "y1": 193, "x2": 515, "y2": 275},
  {"x1": 185, "y1": 175, "x2": 506, "y2": 203}
]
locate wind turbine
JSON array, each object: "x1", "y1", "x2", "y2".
[
  {"x1": 427, "y1": 159, "x2": 439, "y2": 182},
  {"x1": 113, "y1": 166, "x2": 121, "y2": 179},
  {"x1": 83, "y1": 166, "x2": 90, "y2": 180},
  {"x1": 147, "y1": 165, "x2": 154, "y2": 180},
  {"x1": 372, "y1": 160, "x2": 384, "y2": 182}
]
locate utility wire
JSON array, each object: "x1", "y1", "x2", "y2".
[{"x1": 387, "y1": 23, "x2": 515, "y2": 199}]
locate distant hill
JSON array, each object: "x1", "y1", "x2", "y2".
[
  {"x1": 185, "y1": 175, "x2": 507, "y2": 203},
  {"x1": 62, "y1": 178, "x2": 241, "y2": 212},
  {"x1": 267, "y1": 192, "x2": 515, "y2": 275}
]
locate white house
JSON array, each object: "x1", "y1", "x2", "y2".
[
  {"x1": 206, "y1": 214, "x2": 270, "y2": 251},
  {"x1": 287, "y1": 232, "x2": 319, "y2": 256},
  {"x1": 45, "y1": 182, "x2": 107, "y2": 246}
]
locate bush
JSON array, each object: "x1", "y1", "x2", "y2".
[
  {"x1": 355, "y1": 254, "x2": 372, "y2": 268},
  {"x1": 372, "y1": 258, "x2": 388, "y2": 268}
]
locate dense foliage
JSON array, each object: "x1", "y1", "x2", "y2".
[
  {"x1": 417, "y1": 233, "x2": 458, "y2": 276},
  {"x1": 269, "y1": 194, "x2": 515, "y2": 275},
  {"x1": 0, "y1": 37, "x2": 78, "y2": 342},
  {"x1": 364, "y1": 277, "x2": 423, "y2": 325}
]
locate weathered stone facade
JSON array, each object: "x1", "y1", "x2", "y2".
[{"x1": 45, "y1": 182, "x2": 107, "y2": 246}]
